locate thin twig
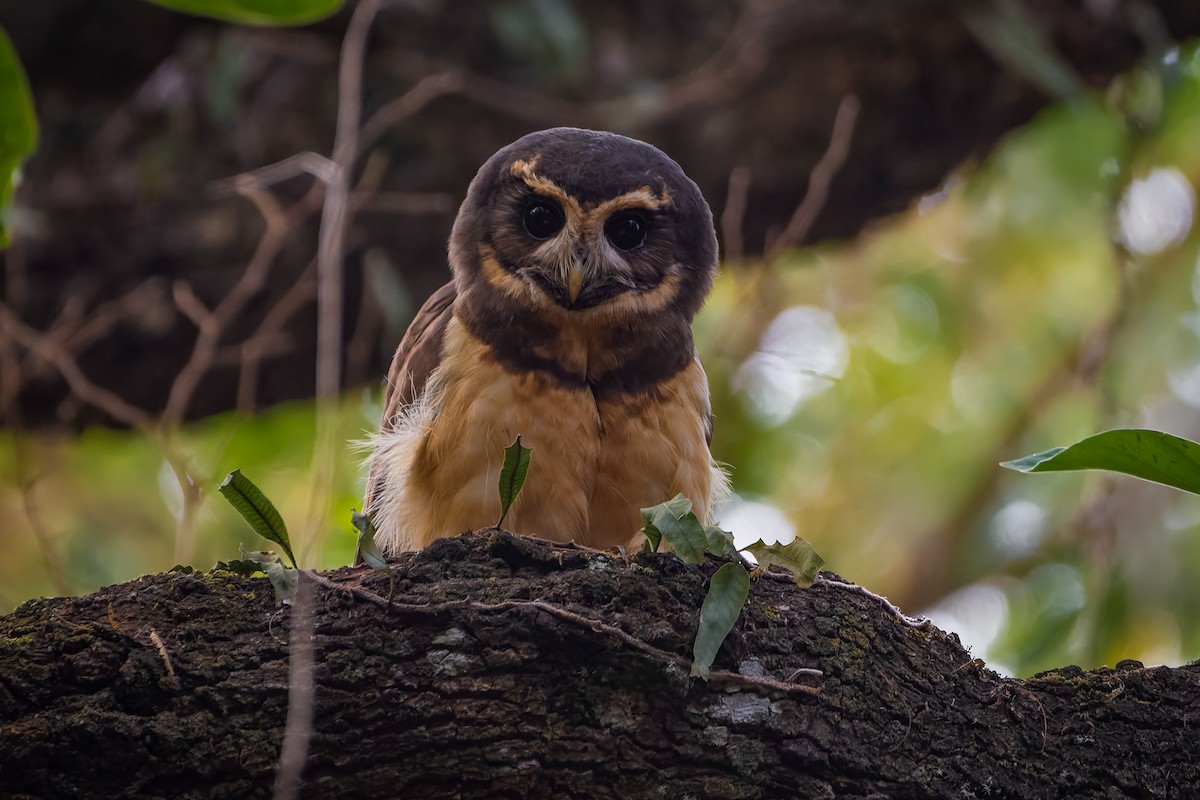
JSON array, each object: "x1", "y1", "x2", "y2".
[
  {"x1": 315, "y1": 0, "x2": 380, "y2": 401},
  {"x1": 59, "y1": 279, "x2": 166, "y2": 359},
  {"x1": 160, "y1": 184, "x2": 290, "y2": 429},
  {"x1": 720, "y1": 166, "x2": 752, "y2": 263},
  {"x1": 699, "y1": 95, "x2": 860, "y2": 361},
  {"x1": 768, "y1": 94, "x2": 860, "y2": 258},
  {"x1": 788, "y1": 667, "x2": 824, "y2": 680},
  {"x1": 301, "y1": 0, "x2": 384, "y2": 572},
  {"x1": 13, "y1": 436, "x2": 73, "y2": 596},
  {"x1": 358, "y1": 71, "x2": 465, "y2": 153},
  {"x1": 815, "y1": 576, "x2": 931, "y2": 629},
  {"x1": 209, "y1": 152, "x2": 337, "y2": 197},
  {"x1": 156, "y1": 440, "x2": 204, "y2": 566},
  {"x1": 305, "y1": 570, "x2": 821, "y2": 698},
  {"x1": 154, "y1": 183, "x2": 295, "y2": 564},
  {"x1": 274, "y1": 573, "x2": 317, "y2": 800},
  {"x1": 149, "y1": 629, "x2": 180, "y2": 688},
  {"x1": 522, "y1": 534, "x2": 613, "y2": 556},
  {"x1": 170, "y1": 282, "x2": 211, "y2": 329},
  {"x1": 643, "y1": 0, "x2": 779, "y2": 120},
  {"x1": 237, "y1": 260, "x2": 318, "y2": 414},
  {"x1": 0, "y1": 302, "x2": 151, "y2": 427},
  {"x1": 373, "y1": 0, "x2": 784, "y2": 129}
]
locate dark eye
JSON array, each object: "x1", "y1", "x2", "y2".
[
  {"x1": 604, "y1": 210, "x2": 647, "y2": 251},
  {"x1": 522, "y1": 198, "x2": 565, "y2": 240}
]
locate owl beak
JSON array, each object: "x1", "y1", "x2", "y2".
[{"x1": 566, "y1": 263, "x2": 585, "y2": 305}]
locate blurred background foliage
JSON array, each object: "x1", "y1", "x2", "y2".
[
  {"x1": 2, "y1": 0, "x2": 1200, "y2": 680},
  {"x1": 709, "y1": 47, "x2": 1200, "y2": 676}
]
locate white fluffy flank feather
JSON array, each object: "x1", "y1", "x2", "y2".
[{"x1": 366, "y1": 371, "x2": 444, "y2": 554}]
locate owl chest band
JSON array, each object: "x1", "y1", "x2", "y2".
[{"x1": 370, "y1": 316, "x2": 716, "y2": 552}]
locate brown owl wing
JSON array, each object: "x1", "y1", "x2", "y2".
[
  {"x1": 364, "y1": 280, "x2": 456, "y2": 517},
  {"x1": 379, "y1": 280, "x2": 456, "y2": 431}
]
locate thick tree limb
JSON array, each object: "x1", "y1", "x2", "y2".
[{"x1": 1, "y1": 531, "x2": 1196, "y2": 798}]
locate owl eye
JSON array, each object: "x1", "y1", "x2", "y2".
[
  {"x1": 522, "y1": 198, "x2": 565, "y2": 240},
  {"x1": 604, "y1": 210, "x2": 647, "y2": 251}
]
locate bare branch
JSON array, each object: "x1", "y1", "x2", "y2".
[
  {"x1": 61, "y1": 280, "x2": 167, "y2": 356},
  {"x1": 0, "y1": 303, "x2": 151, "y2": 428},
  {"x1": 171, "y1": 281, "x2": 213, "y2": 331},
  {"x1": 236, "y1": 261, "x2": 318, "y2": 415},
  {"x1": 273, "y1": 574, "x2": 317, "y2": 800},
  {"x1": 768, "y1": 94, "x2": 861, "y2": 258},
  {"x1": 358, "y1": 71, "x2": 466, "y2": 153},
  {"x1": 160, "y1": 184, "x2": 291, "y2": 429},
  {"x1": 303, "y1": 571, "x2": 822, "y2": 698},
  {"x1": 209, "y1": 152, "x2": 337, "y2": 198},
  {"x1": 373, "y1": 0, "x2": 785, "y2": 130},
  {"x1": 720, "y1": 166, "x2": 752, "y2": 263},
  {"x1": 148, "y1": 629, "x2": 180, "y2": 688},
  {"x1": 314, "y1": 0, "x2": 383, "y2": 401},
  {"x1": 12, "y1": 437, "x2": 74, "y2": 597},
  {"x1": 636, "y1": 0, "x2": 779, "y2": 120}
]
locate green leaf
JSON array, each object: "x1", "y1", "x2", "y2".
[
  {"x1": 962, "y1": 1, "x2": 1085, "y2": 100},
  {"x1": 692, "y1": 562, "x2": 750, "y2": 679},
  {"x1": 0, "y1": 27, "x2": 38, "y2": 249},
  {"x1": 219, "y1": 469, "x2": 296, "y2": 567},
  {"x1": 239, "y1": 546, "x2": 298, "y2": 603},
  {"x1": 703, "y1": 524, "x2": 740, "y2": 560},
  {"x1": 639, "y1": 493, "x2": 692, "y2": 553},
  {"x1": 639, "y1": 494, "x2": 707, "y2": 563},
  {"x1": 745, "y1": 538, "x2": 825, "y2": 588},
  {"x1": 212, "y1": 558, "x2": 265, "y2": 578},
  {"x1": 497, "y1": 435, "x2": 532, "y2": 528},
  {"x1": 665, "y1": 513, "x2": 710, "y2": 564},
  {"x1": 1001, "y1": 429, "x2": 1200, "y2": 496},
  {"x1": 352, "y1": 508, "x2": 395, "y2": 602},
  {"x1": 144, "y1": 0, "x2": 344, "y2": 26},
  {"x1": 351, "y1": 508, "x2": 391, "y2": 572}
]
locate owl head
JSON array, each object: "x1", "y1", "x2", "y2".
[{"x1": 449, "y1": 128, "x2": 718, "y2": 327}]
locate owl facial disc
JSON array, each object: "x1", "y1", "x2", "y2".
[{"x1": 449, "y1": 127, "x2": 719, "y2": 324}]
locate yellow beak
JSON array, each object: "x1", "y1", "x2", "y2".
[{"x1": 567, "y1": 263, "x2": 585, "y2": 305}]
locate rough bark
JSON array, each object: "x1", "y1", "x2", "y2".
[
  {"x1": 1, "y1": 531, "x2": 1196, "y2": 799},
  {"x1": 2, "y1": 1, "x2": 1200, "y2": 426}
]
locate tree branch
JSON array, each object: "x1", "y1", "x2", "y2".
[{"x1": 2, "y1": 531, "x2": 1196, "y2": 798}]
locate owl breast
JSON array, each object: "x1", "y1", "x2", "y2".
[{"x1": 369, "y1": 316, "x2": 721, "y2": 553}]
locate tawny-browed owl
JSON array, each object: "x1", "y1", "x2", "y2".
[{"x1": 366, "y1": 127, "x2": 727, "y2": 553}]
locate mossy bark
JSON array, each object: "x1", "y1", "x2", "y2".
[{"x1": 1, "y1": 531, "x2": 1197, "y2": 798}]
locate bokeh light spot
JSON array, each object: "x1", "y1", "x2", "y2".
[
  {"x1": 1118, "y1": 168, "x2": 1195, "y2": 255},
  {"x1": 735, "y1": 306, "x2": 849, "y2": 425}
]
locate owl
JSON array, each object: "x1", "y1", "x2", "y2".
[{"x1": 366, "y1": 127, "x2": 727, "y2": 553}]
